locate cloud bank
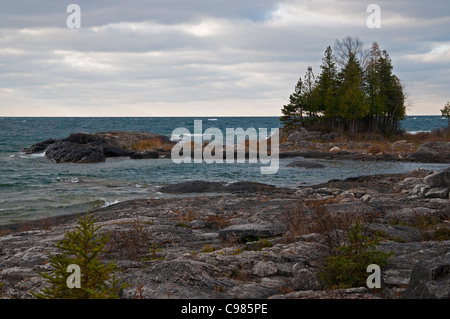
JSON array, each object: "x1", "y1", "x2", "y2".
[{"x1": 0, "y1": 0, "x2": 449, "y2": 116}]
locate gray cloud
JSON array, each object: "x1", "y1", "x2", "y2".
[{"x1": 0, "y1": 0, "x2": 449, "y2": 116}]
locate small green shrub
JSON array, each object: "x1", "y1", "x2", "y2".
[
  {"x1": 142, "y1": 243, "x2": 164, "y2": 261},
  {"x1": 201, "y1": 244, "x2": 215, "y2": 253},
  {"x1": 247, "y1": 238, "x2": 273, "y2": 251},
  {"x1": 34, "y1": 213, "x2": 127, "y2": 299},
  {"x1": 431, "y1": 226, "x2": 450, "y2": 241},
  {"x1": 319, "y1": 220, "x2": 392, "y2": 289}
]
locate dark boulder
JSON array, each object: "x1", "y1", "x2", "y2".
[
  {"x1": 403, "y1": 255, "x2": 450, "y2": 299},
  {"x1": 410, "y1": 142, "x2": 450, "y2": 163},
  {"x1": 424, "y1": 167, "x2": 450, "y2": 188},
  {"x1": 21, "y1": 139, "x2": 55, "y2": 154},
  {"x1": 218, "y1": 223, "x2": 287, "y2": 242},
  {"x1": 159, "y1": 181, "x2": 226, "y2": 193},
  {"x1": 159, "y1": 181, "x2": 276, "y2": 194},
  {"x1": 21, "y1": 131, "x2": 175, "y2": 163},
  {"x1": 130, "y1": 151, "x2": 160, "y2": 159},
  {"x1": 44, "y1": 141, "x2": 106, "y2": 163}
]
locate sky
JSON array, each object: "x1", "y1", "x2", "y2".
[{"x1": 0, "y1": 0, "x2": 449, "y2": 117}]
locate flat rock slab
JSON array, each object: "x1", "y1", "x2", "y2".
[{"x1": 218, "y1": 223, "x2": 287, "y2": 241}]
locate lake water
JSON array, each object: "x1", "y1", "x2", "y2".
[{"x1": 0, "y1": 116, "x2": 447, "y2": 225}]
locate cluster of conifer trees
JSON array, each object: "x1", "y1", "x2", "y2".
[{"x1": 281, "y1": 36, "x2": 406, "y2": 133}]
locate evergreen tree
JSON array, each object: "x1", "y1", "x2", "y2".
[
  {"x1": 303, "y1": 66, "x2": 318, "y2": 117},
  {"x1": 441, "y1": 102, "x2": 450, "y2": 128},
  {"x1": 317, "y1": 46, "x2": 339, "y2": 121},
  {"x1": 35, "y1": 213, "x2": 127, "y2": 299},
  {"x1": 338, "y1": 53, "x2": 368, "y2": 133},
  {"x1": 379, "y1": 51, "x2": 406, "y2": 131},
  {"x1": 281, "y1": 37, "x2": 406, "y2": 134},
  {"x1": 364, "y1": 42, "x2": 385, "y2": 131},
  {"x1": 280, "y1": 77, "x2": 305, "y2": 126}
]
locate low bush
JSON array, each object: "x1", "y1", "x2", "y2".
[{"x1": 319, "y1": 220, "x2": 392, "y2": 289}]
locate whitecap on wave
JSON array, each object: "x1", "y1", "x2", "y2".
[
  {"x1": 100, "y1": 198, "x2": 121, "y2": 208},
  {"x1": 19, "y1": 152, "x2": 46, "y2": 158}
]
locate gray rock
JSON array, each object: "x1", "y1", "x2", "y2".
[
  {"x1": 392, "y1": 140, "x2": 407, "y2": 150},
  {"x1": 316, "y1": 188, "x2": 334, "y2": 196},
  {"x1": 22, "y1": 131, "x2": 175, "y2": 163},
  {"x1": 424, "y1": 167, "x2": 450, "y2": 188},
  {"x1": 160, "y1": 181, "x2": 226, "y2": 193},
  {"x1": 379, "y1": 241, "x2": 450, "y2": 290},
  {"x1": 402, "y1": 254, "x2": 450, "y2": 299},
  {"x1": 228, "y1": 283, "x2": 279, "y2": 299},
  {"x1": 396, "y1": 177, "x2": 425, "y2": 190},
  {"x1": 270, "y1": 287, "x2": 381, "y2": 299},
  {"x1": 45, "y1": 141, "x2": 106, "y2": 163},
  {"x1": 120, "y1": 259, "x2": 230, "y2": 299},
  {"x1": 159, "y1": 181, "x2": 277, "y2": 194},
  {"x1": 252, "y1": 261, "x2": 278, "y2": 277},
  {"x1": 295, "y1": 188, "x2": 314, "y2": 197},
  {"x1": 385, "y1": 207, "x2": 441, "y2": 224},
  {"x1": 218, "y1": 223, "x2": 287, "y2": 242},
  {"x1": 292, "y1": 263, "x2": 323, "y2": 291},
  {"x1": 368, "y1": 223, "x2": 423, "y2": 243},
  {"x1": 330, "y1": 146, "x2": 341, "y2": 153},
  {"x1": 21, "y1": 139, "x2": 55, "y2": 154},
  {"x1": 130, "y1": 151, "x2": 160, "y2": 159},
  {"x1": 287, "y1": 128, "x2": 322, "y2": 143},
  {"x1": 360, "y1": 194, "x2": 372, "y2": 203},
  {"x1": 424, "y1": 187, "x2": 450, "y2": 199},
  {"x1": 224, "y1": 181, "x2": 277, "y2": 193},
  {"x1": 410, "y1": 142, "x2": 450, "y2": 163},
  {"x1": 411, "y1": 184, "x2": 431, "y2": 197}
]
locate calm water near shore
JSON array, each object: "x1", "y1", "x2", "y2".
[{"x1": 0, "y1": 116, "x2": 448, "y2": 225}]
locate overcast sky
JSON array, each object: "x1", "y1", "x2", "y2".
[{"x1": 0, "y1": 0, "x2": 449, "y2": 116}]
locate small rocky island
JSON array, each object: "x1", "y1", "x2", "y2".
[
  {"x1": 22, "y1": 129, "x2": 450, "y2": 164},
  {"x1": 21, "y1": 132, "x2": 175, "y2": 163}
]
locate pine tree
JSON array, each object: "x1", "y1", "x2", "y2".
[
  {"x1": 34, "y1": 213, "x2": 127, "y2": 299},
  {"x1": 378, "y1": 51, "x2": 406, "y2": 131},
  {"x1": 317, "y1": 46, "x2": 339, "y2": 121},
  {"x1": 303, "y1": 66, "x2": 318, "y2": 118},
  {"x1": 338, "y1": 53, "x2": 368, "y2": 133},
  {"x1": 441, "y1": 102, "x2": 450, "y2": 128},
  {"x1": 280, "y1": 77, "x2": 305, "y2": 126},
  {"x1": 364, "y1": 42, "x2": 385, "y2": 131},
  {"x1": 281, "y1": 37, "x2": 406, "y2": 134}
]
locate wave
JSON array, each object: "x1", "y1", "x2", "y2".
[
  {"x1": 0, "y1": 183, "x2": 17, "y2": 189},
  {"x1": 208, "y1": 118, "x2": 218, "y2": 121},
  {"x1": 100, "y1": 198, "x2": 122, "y2": 208},
  {"x1": 19, "y1": 152, "x2": 46, "y2": 159},
  {"x1": 408, "y1": 130, "x2": 432, "y2": 135}
]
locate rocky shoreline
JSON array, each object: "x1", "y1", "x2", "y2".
[
  {"x1": 21, "y1": 130, "x2": 450, "y2": 164},
  {"x1": 0, "y1": 167, "x2": 448, "y2": 299}
]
